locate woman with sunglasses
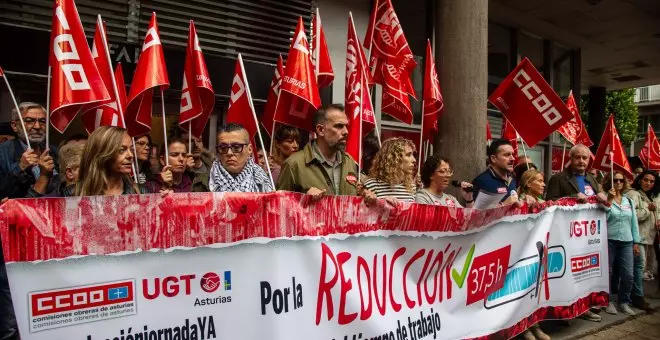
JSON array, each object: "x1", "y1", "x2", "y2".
[
  {"x1": 415, "y1": 154, "x2": 473, "y2": 208},
  {"x1": 603, "y1": 171, "x2": 641, "y2": 316}
]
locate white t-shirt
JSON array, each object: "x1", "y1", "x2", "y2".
[{"x1": 414, "y1": 189, "x2": 463, "y2": 208}]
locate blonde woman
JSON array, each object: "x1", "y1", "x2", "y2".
[
  {"x1": 363, "y1": 138, "x2": 417, "y2": 202},
  {"x1": 76, "y1": 126, "x2": 149, "y2": 196},
  {"x1": 517, "y1": 169, "x2": 546, "y2": 203}
]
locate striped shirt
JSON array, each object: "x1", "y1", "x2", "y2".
[{"x1": 363, "y1": 178, "x2": 415, "y2": 203}]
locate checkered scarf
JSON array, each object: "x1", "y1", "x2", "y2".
[{"x1": 209, "y1": 158, "x2": 274, "y2": 193}]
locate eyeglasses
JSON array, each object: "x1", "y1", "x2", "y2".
[
  {"x1": 217, "y1": 143, "x2": 248, "y2": 154},
  {"x1": 21, "y1": 118, "x2": 47, "y2": 127},
  {"x1": 436, "y1": 169, "x2": 454, "y2": 176},
  {"x1": 135, "y1": 141, "x2": 152, "y2": 149},
  {"x1": 613, "y1": 179, "x2": 625, "y2": 183}
]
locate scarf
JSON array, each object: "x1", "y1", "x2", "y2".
[{"x1": 209, "y1": 158, "x2": 274, "y2": 193}]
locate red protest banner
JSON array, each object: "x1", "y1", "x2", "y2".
[
  {"x1": 48, "y1": 0, "x2": 110, "y2": 133},
  {"x1": 488, "y1": 58, "x2": 572, "y2": 147}
]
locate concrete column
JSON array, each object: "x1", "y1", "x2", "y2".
[
  {"x1": 588, "y1": 86, "x2": 607, "y2": 150},
  {"x1": 435, "y1": 0, "x2": 488, "y2": 181}
]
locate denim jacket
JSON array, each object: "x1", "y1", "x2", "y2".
[{"x1": 606, "y1": 195, "x2": 641, "y2": 243}]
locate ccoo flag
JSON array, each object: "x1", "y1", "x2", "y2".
[
  {"x1": 226, "y1": 54, "x2": 263, "y2": 159},
  {"x1": 48, "y1": 0, "x2": 110, "y2": 133},
  {"x1": 125, "y1": 12, "x2": 169, "y2": 137},
  {"x1": 261, "y1": 55, "x2": 284, "y2": 137},
  {"x1": 81, "y1": 17, "x2": 123, "y2": 134},
  {"x1": 345, "y1": 13, "x2": 376, "y2": 166},
  {"x1": 311, "y1": 8, "x2": 334, "y2": 88},
  {"x1": 421, "y1": 40, "x2": 443, "y2": 144},
  {"x1": 489, "y1": 58, "x2": 572, "y2": 147},
  {"x1": 639, "y1": 124, "x2": 660, "y2": 170},
  {"x1": 364, "y1": 0, "x2": 417, "y2": 125},
  {"x1": 273, "y1": 17, "x2": 321, "y2": 132},
  {"x1": 593, "y1": 115, "x2": 633, "y2": 178},
  {"x1": 557, "y1": 90, "x2": 592, "y2": 147},
  {"x1": 179, "y1": 20, "x2": 215, "y2": 139}
]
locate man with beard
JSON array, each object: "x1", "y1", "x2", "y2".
[
  {"x1": 277, "y1": 104, "x2": 358, "y2": 196},
  {"x1": 0, "y1": 102, "x2": 58, "y2": 199},
  {"x1": 472, "y1": 139, "x2": 519, "y2": 205}
]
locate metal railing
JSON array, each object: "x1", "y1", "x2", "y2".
[{"x1": 635, "y1": 85, "x2": 660, "y2": 103}]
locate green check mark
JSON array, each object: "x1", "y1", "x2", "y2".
[{"x1": 452, "y1": 244, "x2": 476, "y2": 288}]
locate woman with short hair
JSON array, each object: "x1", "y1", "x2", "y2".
[
  {"x1": 270, "y1": 124, "x2": 300, "y2": 182},
  {"x1": 415, "y1": 154, "x2": 473, "y2": 207},
  {"x1": 76, "y1": 126, "x2": 149, "y2": 196},
  {"x1": 363, "y1": 138, "x2": 417, "y2": 202}
]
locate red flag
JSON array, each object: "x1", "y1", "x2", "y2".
[
  {"x1": 0, "y1": 67, "x2": 4, "y2": 77},
  {"x1": 82, "y1": 62, "x2": 127, "y2": 134},
  {"x1": 593, "y1": 115, "x2": 633, "y2": 178},
  {"x1": 125, "y1": 12, "x2": 170, "y2": 137},
  {"x1": 486, "y1": 121, "x2": 493, "y2": 144},
  {"x1": 114, "y1": 63, "x2": 127, "y2": 112},
  {"x1": 421, "y1": 40, "x2": 443, "y2": 143},
  {"x1": 178, "y1": 21, "x2": 215, "y2": 139},
  {"x1": 488, "y1": 58, "x2": 573, "y2": 147},
  {"x1": 311, "y1": 8, "x2": 334, "y2": 89},
  {"x1": 557, "y1": 90, "x2": 592, "y2": 147},
  {"x1": 345, "y1": 13, "x2": 376, "y2": 165},
  {"x1": 501, "y1": 119, "x2": 519, "y2": 163},
  {"x1": 226, "y1": 54, "x2": 262, "y2": 157},
  {"x1": 262, "y1": 55, "x2": 284, "y2": 137},
  {"x1": 48, "y1": 0, "x2": 110, "y2": 133},
  {"x1": 639, "y1": 124, "x2": 660, "y2": 170},
  {"x1": 80, "y1": 17, "x2": 122, "y2": 134},
  {"x1": 364, "y1": 0, "x2": 417, "y2": 125},
  {"x1": 273, "y1": 17, "x2": 321, "y2": 131}
]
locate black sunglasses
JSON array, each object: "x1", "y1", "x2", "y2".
[
  {"x1": 216, "y1": 143, "x2": 248, "y2": 154},
  {"x1": 613, "y1": 178, "x2": 625, "y2": 183}
]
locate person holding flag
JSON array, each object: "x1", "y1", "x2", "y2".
[
  {"x1": 546, "y1": 144, "x2": 606, "y2": 202},
  {"x1": 0, "y1": 102, "x2": 58, "y2": 199}
]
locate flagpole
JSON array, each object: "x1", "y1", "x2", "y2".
[
  {"x1": 418, "y1": 100, "x2": 425, "y2": 174},
  {"x1": 98, "y1": 15, "x2": 138, "y2": 183},
  {"x1": 239, "y1": 54, "x2": 275, "y2": 188},
  {"x1": 160, "y1": 88, "x2": 169, "y2": 166},
  {"x1": 2, "y1": 70, "x2": 31, "y2": 150},
  {"x1": 519, "y1": 135, "x2": 530, "y2": 170},
  {"x1": 561, "y1": 141, "x2": 567, "y2": 170},
  {"x1": 45, "y1": 66, "x2": 51, "y2": 148},
  {"x1": 358, "y1": 81, "x2": 364, "y2": 183},
  {"x1": 189, "y1": 122, "x2": 192, "y2": 154},
  {"x1": 610, "y1": 151, "x2": 614, "y2": 189}
]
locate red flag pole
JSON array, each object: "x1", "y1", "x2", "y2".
[
  {"x1": 1, "y1": 69, "x2": 31, "y2": 149},
  {"x1": 189, "y1": 122, "x2": 192, "y2": 154},
  {"x1": 239, "y1": 54, "x2": 275, "y2": 188},
  {"x1": 518, "y1": 133, "x2": 530, "y2": 170},
  {"x1": 45, "y1": 66, "x2": 51, "y2": 148},
  {"x1": 161, "y1": 89, "x2": 169, "y2": 166},
  {"x1": 561, "y1": 141, "x2": 567, "y2": 170},
  {"x1": 610, "y1": 116, "x2": 615, "y2": 188},
  {"x1": 418, "y1": 99, "x2": 425, "y2": 175},
  {"x1": 98, "y1": 15, "x2": 138, "y2": 183},
  {"x1": 647, "y1": 124, "x2": 651, "y2": 170}
]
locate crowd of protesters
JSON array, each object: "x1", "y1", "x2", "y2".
[{"x1": 1, "y1": 101, "x2": 660, "y2": 340}]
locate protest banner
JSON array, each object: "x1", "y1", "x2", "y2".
[{"x1": 0, "y1": 193, "x2": 608, "y2": 340}]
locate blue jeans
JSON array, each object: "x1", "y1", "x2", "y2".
[
  {"x1": 608, "y1": 240, "x2": 634, "y2": 305},
  {"x1": 632, "y1": 245, "x2": 645, "y2": 298}
]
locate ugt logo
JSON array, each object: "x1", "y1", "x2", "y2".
[{"x1": 569, "y1": 220, "x2": 601, "y2": 238}]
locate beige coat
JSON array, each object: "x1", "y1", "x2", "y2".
[{"x1": 627, "y1": 189, "x2": 657, "y2": 245}]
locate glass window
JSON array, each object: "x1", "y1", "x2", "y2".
[
  {"x1": 518, "y1": 33, "x2": 543, "y2": 72},
  {"x1": 553, "y1": 44, "x2": 572, "y2": 98},
  {"x1": 488, "y1": 23, "x2": 512, "y2": 95}
]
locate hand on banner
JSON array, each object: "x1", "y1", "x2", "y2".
[
  {"x1": 383, "y1": 197, "x2": 401, "y2": 209},
  {"x1": 522, "y1": 194, "x2": 539, "y2": 208},
  {"x1": 37, "y1": 149, "x2": 55, "y2": 175},
  {"x1": 596, "y1": 192, "x2": 608, "y2": 205},
  {"x1": 649, "y1": 203, "x2": 656, "y2": 212},
  {"x1": 160, "y1": 165, "x2": 174, "y2": 189},
  {"x1": 159, "y1": 189, "x2": 174, "y2": 197},
  {"x1": 576, "y1": 192, "x2": 589, "y2": 203},
  {"x1": 633, "y1": 244, "x2": 640, "y2": 257},
  {"x1": 360, "y1": 188, "x2": 378, "y2": 207},
  {"x1": 19, "y1": 149, "x2": 39, "y2": 171},
  {"x1": 306, "y1": 187, "x2": 326, "y2": 201},
  {"x1": 501, "y1": 195, "x2": 521, "y2": 207}
]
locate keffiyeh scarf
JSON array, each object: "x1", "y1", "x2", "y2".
[{"x1": 209, "y1": 158, "x2": 274, "y2": 193}]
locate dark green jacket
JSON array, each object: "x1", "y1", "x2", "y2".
[
  {"x1": 546, "y1": 169, "x2": 601, "y2": 201},
  {"x1": 277, "y1": 143, "x2": 358, "y2": 196}
]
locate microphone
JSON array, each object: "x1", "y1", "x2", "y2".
[{"x1": 451, "y1": 180, "x2": 475, "y2": 192}]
